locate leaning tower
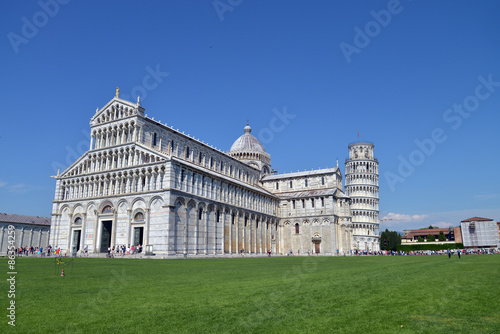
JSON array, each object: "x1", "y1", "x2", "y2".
[{"x1": 344, "y1": 142, "x2": 380, "y2": 252}]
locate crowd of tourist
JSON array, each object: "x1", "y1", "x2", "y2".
[
  {"x1": 106, "y1": 244, "x2": 143, "y2": 257},
  {"x1": 11, "y1": 244, "x2": 146, "y2": 257},
  {"x1": 290, "y1": 248, "x2": 500, "y2": 256},
  {"x1": 350, "y1": 248, "x2": 499, "y2": 256},
  {"x1": 14, "y1": 245, "x2": 56, "y2": 257},
  {"x1": 9, "y1": 245, "x2": 499, "y2": 257}
]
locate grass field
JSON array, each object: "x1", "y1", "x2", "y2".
[{"x1": 3, "y1": 254, "x2": 500, "y2": 333}]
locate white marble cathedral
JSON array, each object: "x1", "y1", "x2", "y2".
[{"x1": 50, "y1": 91, "x2": 380, "y2": 256}]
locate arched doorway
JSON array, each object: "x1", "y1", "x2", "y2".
[{"x1": 312, "y1": 233, "x2": 321, "y2": 254}]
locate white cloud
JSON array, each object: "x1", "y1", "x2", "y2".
[
  {"x1": 432, "y1": 221, "x2": 454, "y2": 228},
  {"x1": 381, "y1": 212, "x2": 428, "y2": 222},
  {"x1": 8, "y1": 184, "x2": 30, "y2": 194},
  {"x1": 0, "y1": 181, "x2": 6, "y2": 188}
]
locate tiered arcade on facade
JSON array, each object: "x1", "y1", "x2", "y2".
[
  {"x1": 50, "y1": 93, "x2": 380, "y2": 256},
  {"x1": 344, "y1": 142, "x2": 380, "y2": 251}
]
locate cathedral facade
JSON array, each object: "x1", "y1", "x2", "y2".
[{"x1": 49, "y1": 93, "x2": 379, "y2": 256}]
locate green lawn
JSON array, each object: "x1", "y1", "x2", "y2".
[{"x1": 3, "y1": 254, "x2": 500, "y2": 333}]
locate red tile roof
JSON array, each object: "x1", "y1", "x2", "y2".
[
  {"x1": 460, "y1": 217, "x2": 493, "y2": 222},
  {"x1": 404, "y1": 228, "x2": 452, "y2": 238}
]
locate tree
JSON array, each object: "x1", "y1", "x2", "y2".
[
  {"x1": 417, "y1": 236, "x2": 424, "y2": 242},
  {"x1": 427, "y1": 234, "x2": 436, "y2": 242},
  {"x1": 380, "y1": 229, "x2": 401, "y2": 251},
  {"x1": 438, "y1": 231, "x2": 447, "y2": 241},
  {"x1": 421, "y1": 225, "x2": 436, "y2": 230}
]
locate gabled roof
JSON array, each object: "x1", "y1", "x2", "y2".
[
  {"x1": 276, "y1": 188, "x2": 338, "y2": 199},
  {"x1": 0, "y1": 213, "x2": 51, "y2": 226},
  {"x1": 58, "y1": 143, "x2": 168, "y2": 178},
  {"x1": 460, "y1": 217, "x2": 493, "y2": 222},
  {"x1": 262, "y1": 167, "x2": 340, "y2": 181},
  {"x1": 90, "y1": 96, "x2": 144, "y2": 124}
]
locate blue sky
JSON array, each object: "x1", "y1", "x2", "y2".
[{"x1": 1, "y1": 0, "x2": 499, "y2": 230}]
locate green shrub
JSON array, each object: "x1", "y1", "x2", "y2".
[
  {"x1": 427, "y1": 234, "x2": 436, "y2": 242},
  {"x1": 397, "y1": 243, "x2": 464, "y2": 252}
]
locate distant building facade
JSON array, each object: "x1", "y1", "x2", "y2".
[
  {"x1": 49, "y1": 93, "x2": 380, "y2": 256},
  {"x1": 0, "y1": 213, "x2": 51, "y2": 253},
  {"x1": 402, "y1": 217, "x2": 500, "y2": 248},
  {"x1": 460, "y1": 217, "x2": 500, "y2": 248},
  {"x1": 402, "y1": 228, "x2": 457, "y2": 243}
]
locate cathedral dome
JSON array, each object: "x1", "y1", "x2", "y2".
[{"x1": 229, "y1": 124, "x2": 266, "y2": 153}]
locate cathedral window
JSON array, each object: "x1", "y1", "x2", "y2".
[
  {"x1": 305, "y1": 179, "x2": 308, "y2": 187},
  {"x1": 185, "y1": 147, "x2": 190, "y2": 159},
  {"x1": 302, "y1": 199, "x2": 305, "y2": 208},
  {"x1": 198, "y1": 208, "x2": 203, "y2": 220},
  {"x1": 289, "y1": 181, "x2": 293, "y2": 188},
  {"x1": 311, "y1": 198, "x2": 315, "y2": 208},
  {"x1": 102, "y1": 205, "x2": 112, "y2": 214},
  {"x1": 198, "y1": 152, "x2": 202, "y2": 164},
  {"x1": 152, "y1": 133, "x2": 157, "y2": 146},
  {"x1": 210, "y1": 157, "x2": 214, "y2": 169},
  {"x1": 321, "y1": 197, "x2": 324, "y2": 207},
  {"x1": 134, "y1": 212, "x2": 144, "y2": 222},
  {"x1": 216, "y1": 210, "x2": 220, "y2": 223},
  {"x1": 275, "y1": 182, "x2": 278, "y2": 190},
  {"x1": 322, "y1": 177, "x2": 325, "y2": 185},
  {"x1": 295, "y1": 223, "x2": 300, "y2": 234},
  {"x1": 181, "y1": 170, "x2": 185, "y2": 182},
  {"x1": 170, "y1": 140, "x2": 174, "y2": 153},
  {"x1": 74, "y1": 217, "x2": 82, "y2": 224},
  {"x1": 292, "y1": 200, "x2": 295, "y2": 209}
]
